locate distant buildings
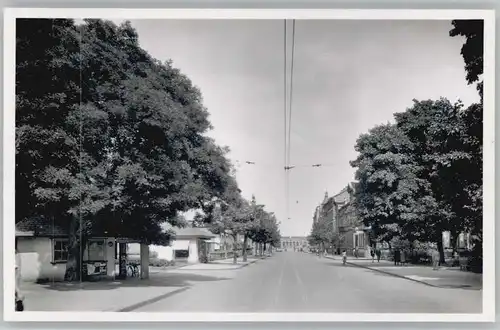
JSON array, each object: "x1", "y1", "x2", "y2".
[
  {"x1": 281, "y1": 236, "x2": 309, "y2": 251},
  {"x1": 312, "y1": 181, "x2": 475, "y2": 258}
]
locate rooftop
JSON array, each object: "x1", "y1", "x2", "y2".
[
  {"x1": 174, "y1": 227, "x2": 216, "y2": 239},
  {"x1": 15, "y1": 217, "x2": 67, "y2": 237}
]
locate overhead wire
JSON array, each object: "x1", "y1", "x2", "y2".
[
  {"x1": 283, "y1": 19, "x2": 289, "y2": 224},
  {"x1": 285, "y1": 20, "x2": 296, "y2": 221},
  {"x1": 235, "y1": 161, "x2": 338, "y2": 169},
  {"x1": 287, "y1": 19, "x2": 296, "y2": 169}
]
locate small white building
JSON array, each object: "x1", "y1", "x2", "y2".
[
  {"x1": 149, "y1": 227, "x2": 216, "y2": 264},
  {"x1": 15, "y1": 217, "x2": 150, "y2": 283}
]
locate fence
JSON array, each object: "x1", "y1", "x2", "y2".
[{"x1": 209, "y1": 248, "x2": 253, "y2": 261}]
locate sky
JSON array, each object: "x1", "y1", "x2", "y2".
[{"x1": 114, "y1": 19, "x2": 479, "y2": 237}]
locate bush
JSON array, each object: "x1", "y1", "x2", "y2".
[
  {"x1": 149, "y1": 258, "x2": 170, "y2": 267},
  {"x1": 199, "y1": 254, "x2": 208, "y2": 264},
  {"x1": 468, "y1": 244, "x2": 482, "y2": 273}
]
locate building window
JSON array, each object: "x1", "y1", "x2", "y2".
[
  {"x1": 354, "y1": 233, "x2": 365, "y2": 248},
  {"x1": 175, "y1": 250, "x2": 189, "y2": 258},
  {"x1": 52, "y1": 239, "x2": 69, "y2": 263},
  {"x1": 85, "y1": 239, "x2": 106, "y2": 261}
]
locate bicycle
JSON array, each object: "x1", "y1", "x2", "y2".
[{"x1": 127, "y1": 263, "x2": 140, "y2": 278}]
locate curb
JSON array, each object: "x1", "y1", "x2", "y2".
[
  {"x1": 346, "y1": 262, "x2": 440, "y2": 288},
  {"x1": 149, "y1": 264, "x2": 188, "y2": 273},
  {"x1": 323, "y1": 255, "x2": 440, "y2": 288},
  {"x1": 114, "y1": 286, "x2": 190, "y2": 312},
  {"x1": 345, "y1": 262, "x2": 479, "y2": 290},
  {"x1": 325, "y1": 256, "x2": 482, "y2": 291}
]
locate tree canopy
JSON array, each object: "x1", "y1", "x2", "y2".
[
  {"x1": 349, "y1": 20, "x2": 483, "y2": 269},
  {"x1": 16, "y1": 19, "x2": 239, "y2": 278}
]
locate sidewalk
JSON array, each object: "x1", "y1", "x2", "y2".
[
  {"x1": 19, "y1": 274, "x2": 188, "y2": 312},
  {"x1": 325, "y1": 255, "x2": 482, "y2": 290},
  {"x1": 20, "y1": 258, "x2": 256, "y2": 312},
  {"x1": 20, "y1": 255, "x2": 266, "y2": 311}
]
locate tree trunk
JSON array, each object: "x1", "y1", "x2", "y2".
[
  {"x1": 437, "y1": 235, "x2": 445, "y2": 265},
  {"x1": 451, "y1": 232, "x2": 460, "y2": 254},
  {"x1": 242, "y1": 235, "x2": 248, "y2": 262},
  {"x1": 64, "y1": 217, "x2": 85, "y2": 282},
  {"x1": 118, "y1": 242, "x2": 128, "y2": 279},
  {"x1": 232, "y1": 234, "x2": 238, "y2": 264}
]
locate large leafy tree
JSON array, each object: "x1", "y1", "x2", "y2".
[
  {"x1": 449, "y1": 19, "x2": 483, "y2": 241},
  {"x1": 394, "y1": 99, "x2": 468, "y2": 260},
  {"x1": 347, "y1": 20, "x2": 484, "y2": 271},
  {"x1": 450, "y1": 20, "x2": 484, "y2": 99},
  {"x1": 16, "y1": 19, "x2": 235, "y2": 280},
  {"x1": 351, "y1": 123, "x2": 437, "y2": 246}
]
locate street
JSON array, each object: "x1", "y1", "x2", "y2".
[{"x1": 134, "y1": 252, "x2": 482, "y2": 313}]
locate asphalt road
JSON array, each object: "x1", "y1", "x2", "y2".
[{"x1": 135, "y1": 251, "x2": 482, "y2": 313}]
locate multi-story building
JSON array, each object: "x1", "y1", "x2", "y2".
[
  {"x1": 309, "y1": 182, "x2": 371, "y2": 257},
  {"x1": 313, "y1": 206, "x2": 321, "y2": 224},
  {"x1": 321, "y1": 193, "x2": 337, "y2": 234},
  {"x1": 334, "y1": 181, "x2": 373, "y2": 257}
]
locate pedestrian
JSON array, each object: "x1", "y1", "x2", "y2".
[
  {"x1": 400, "y1": 249, "x2": 406, "y2": 266},
  {"x1": 432, "y1": 247, "x2": 440, "y2": 270},
  {"x1": 394, "y1": 249, "x2": 401, "y2": 266},
  {"x1": 370, "y1": 249, "x2": 375, "y2": 263},
  {"x1": 376, "y1": 248, "x2": 381, "y2": 263},
  {"x1": 342, "y1": 250, "x2": 347, "y2": 265}
]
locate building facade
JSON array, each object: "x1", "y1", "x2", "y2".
[
  {"x1": 281, "y1": 236, "x2": 309, "y2": 251},
  {"x1": 320, "y1": 193, "x2": 337, "y2": 235},
  {"x1": 310, "y1": 182, "x2": 372, "y2": 257},
  {"x1": 333, "y1": 182, "x2": 372, "y2": 256},
  {"x1": 15, "y1": 217, "x2": 150, "y2": 283},
  {"x1": 313, "y1": 206, "x2": 321, "y2": 224}
]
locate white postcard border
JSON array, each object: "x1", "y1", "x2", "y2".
[{"x1": 3, "y1": 8, "x2": 495, "y2": 323}]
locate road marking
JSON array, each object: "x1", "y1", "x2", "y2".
[
  {"x1": 272, "y1": 257, "x2": 286, "y2": 308},
  {"x1": 115, "y1": 287, "x2": 190, "y2": 312},
  {"x1": 292, "y1": 257, "x2": 308, "y2": 304},
  {"x1": 406, "y1": 275, "x2": 441, "y2": 281}
]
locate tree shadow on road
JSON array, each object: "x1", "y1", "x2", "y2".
[{"x1": 37, "y1": 273, "x2": 230, "y2": 292}]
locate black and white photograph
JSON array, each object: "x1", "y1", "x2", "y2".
[{"x1": 3, "y1": 9, "x2": 495, "y2": 322}]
